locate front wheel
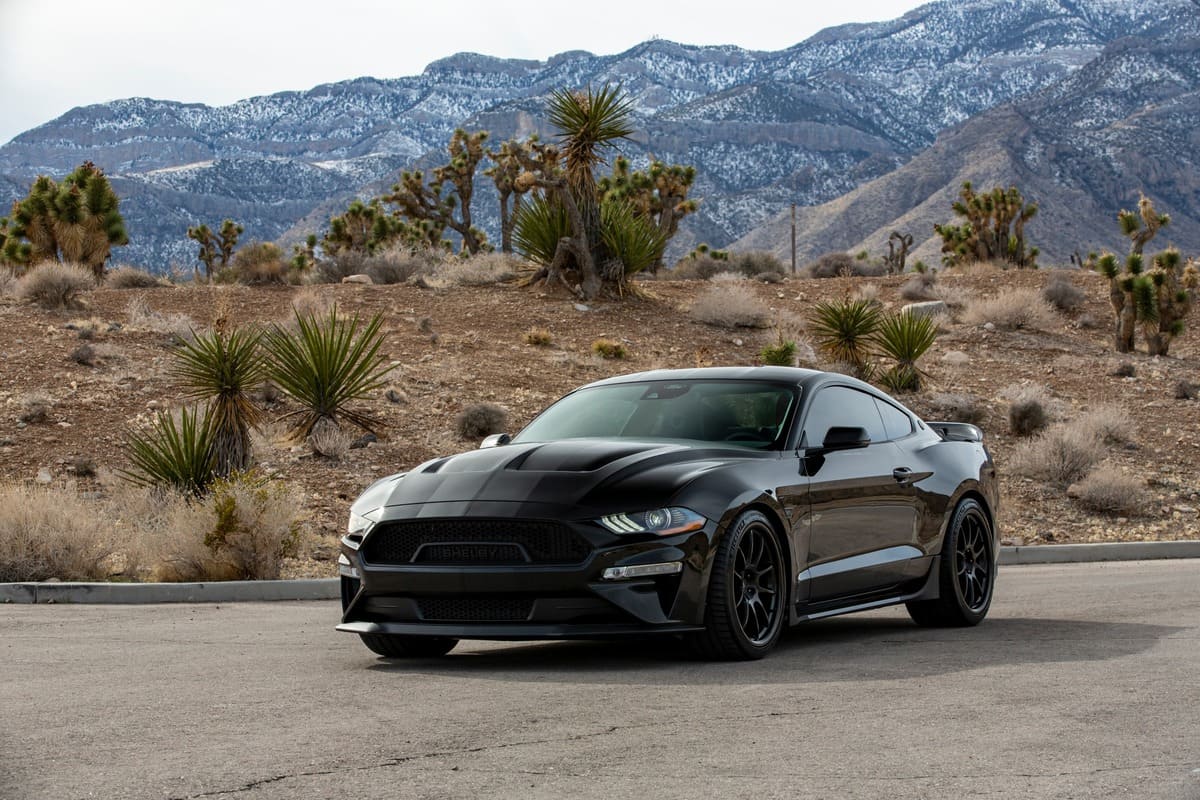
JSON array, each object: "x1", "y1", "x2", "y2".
[
  {"x1": 359, "y1": 633, "x2": 458, "y2": 658},
  {"x1": 687, "y1": 510, "x2": 788, "y2": 660},
  {"x1": 906, "y1": 498, "x2": 995, "y2": 627}
]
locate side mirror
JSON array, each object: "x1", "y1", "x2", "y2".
[
  {"x1": 820, "y1": 426, "x2": 870, "y2": 451},
  {"x1": 479, "y1": 433, "x2": 511, "y2": 449}
]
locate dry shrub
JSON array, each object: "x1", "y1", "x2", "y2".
[
  {"x1": 1007, "y1": 384, "x2": 1053, "y2": 436},
  {"x1": 930, "y1": 283, "x2": 973, "y2": 313},
  {"x1": 962, "y1": 288, "x2": 1058, "y2": 330},
  {"x1": 591, "y1": 338, "x2": 629, "y2": 359},
  {"x1": 925, "y1": 393, "x2": 987, "y2": 425},
  {"x1": 152, "y1": 474, "x2": 305, "y2": 581},
  {"x1": 0, "y1": 266, "x2": 20, "y2": 296},
  {"x1": 17, "y1": 394, "x2": 52, "y2": 423},
  {"x1": 288, "y1": 287, "x2": 331, "y2": 324},
  {"x1": 433, "y1": 252, "x2": 518, "y2": 287},
  {"x1": 17, "y1": 261, "x2": 95, "y2": 309},
  {"x1": 806, "y1": 252, "x2": 887, "y2": 278},
  {"x1": 728, "y1": 251, "x2": 785, "y2": 277},
  {"x1": 69, "y1": 343, "x2": 98, "y2": 366},
  {"x1": 107, "y1": 266, "x2": 165, "y2": 289},
  {"x1": 1042, "y1": 273, "x2": 1085, "y2": 312},
  {"x1": 1111, "y1": 361, "x2": 1136, "y2": 378},
  {"x1": 1072, "y1": 404, "x2": 1134, "y2": 445},
  {"x1": 0, "y1": 484, "x2": 113, "y2": 581},
  {"x1": 900, "y1": 272, "x2": 937, "y2": 301},
  {"x1": 1176, "y1": 380, "x2": 1197, "y2": 400},
  {"x1": 225, "y1": 241, "x2": 288, "y2": 285},
  {"x1": 672, "y1": 254, "x2": 726, "y2": 280},
  {"x1": 314, "y1": 250, "x2": 367, "y2": 284},
  {"x1": 456, "y1": 402, "x2": 508, "y2": 439},
  {"x1": 307, "y1": 420, "x2": 355, "y2": 460},
  {"x1": 1010, "y1": 423, "x2": 1106, "y2": 485},
  {"x1": 1070, "y1": 467, "x2": 1147, "y2": 515},
  {"x1": 524, "y1": 327, "x2": 553, "y2": 346},
  {"x1": 126, "y1": 296, "x2": 194, "y2": 340},
  {"x1": 710, "y1": 270, "x2": 749, "y2": 283},
  {"x1": 852, "y1": 283, "x2": 881, "y2": 305},
  {"x1": 363, "y1": 246, "x2": 441, "y2": 285},
  {"x1": 691, "y1": 283, "x2": 771, "y2": 328}
]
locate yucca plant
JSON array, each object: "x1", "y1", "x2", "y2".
[
  {"x1": 171, "y1": 327, "x2": 265, "y2": 476},
  {"x1": 874, "y1": 311, "x2": 938, "y2": 393},
  {"x1": 122, "y1": 405, "x2": 218, "y2": 497},
  {"x1": 513, "y1": 194, "x2": 571, "y2": 267},
  {"x1": 760, "y1": 336, "x2": 797, "y2": 367},
  {"x1": 808, "y1": 299, "x2": 881, "y2": 371},
  {"x1": 599, "y1": 200, "x2": 666, "y2": 279},
  {"x1": 264, "y1": 306, "x2": 391, "y2": 440}
]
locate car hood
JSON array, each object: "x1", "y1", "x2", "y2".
[{"x1": 356, "y1": 439, "x2": 774, "y2": 518}]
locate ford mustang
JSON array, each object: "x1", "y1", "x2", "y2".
[{"x1": 337, "y1": 367, "x2": 998, "y2": 660}]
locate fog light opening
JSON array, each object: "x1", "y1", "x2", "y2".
[{"x1": 602, "y1": 561, "x2": 683, "y2": 580}]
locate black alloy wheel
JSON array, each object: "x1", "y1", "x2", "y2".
[
  {"x1": 907, "y1": 497, "x2": 995, "y2": 627},
  {"x1": 688, "y1": 509, "x2": 787, "y2": 660}
]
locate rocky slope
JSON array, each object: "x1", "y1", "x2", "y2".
[{"x1": 0, "y1": 0, "x2": 1195, "y2": 269}]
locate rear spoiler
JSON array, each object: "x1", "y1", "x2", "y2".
[{"x1": 927, "y1": 421, "x2": 984, "y2": 443}]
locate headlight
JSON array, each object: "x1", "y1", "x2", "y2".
[
  {"x1": 597, "y1": 507, "x2": 705, "y2": 536},
  {"x1": 345, "y1": 510, "x2": 378, "y2": 549}
]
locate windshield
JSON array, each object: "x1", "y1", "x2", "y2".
[{"x1": 513, "y1": 380, "x2": 799, "y2": 449}]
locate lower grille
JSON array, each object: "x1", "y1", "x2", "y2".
[
  {"x1": 362, "y1": 519, "x2": 590, "y2": 565},
  {"x1": 416, "y1": 596, "x2": 534, "y2": 622}
]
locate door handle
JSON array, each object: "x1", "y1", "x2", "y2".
[{"x1": 892, "y1": 467, "x2": 914, "y2": 485}]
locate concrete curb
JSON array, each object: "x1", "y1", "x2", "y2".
[{"x1": 2, "y1": 542, "x2": 1198, "y2": 604}]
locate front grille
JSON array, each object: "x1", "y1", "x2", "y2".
[
  {"x1": 361, "y1": 519, "x2": 590, "y2": 566},
  {"x1": 417, "y1": 596, "x2": 534, "y2": 622}
]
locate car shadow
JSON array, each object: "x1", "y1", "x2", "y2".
[{"x1": 364, "y1": 613, "x2": 1186, "y2": 685}]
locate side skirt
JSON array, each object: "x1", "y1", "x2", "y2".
[{"x1": 791, "y1": 555, "x2": 941, "y2": 623}]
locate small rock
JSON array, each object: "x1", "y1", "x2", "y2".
[
  {"x1": 1000, "y1": 537, "x2": 1024, "y2": 547},
  {"x1": 733, "y1": 338, "x2": 744, "y2": 347},
  {"x1": 0, "y1": 438, "x2": 13, "y2": 447},
  {"x1": 983, "y1": 322, "x2": 996, "y2": 332},
  {"x1": 573, "y1": 303, "x2": 590, "y2": 312},
  {"x1": 1066, "y1": 482, "x2": 1082, "y2": 499},
  {"x1": 385, "y1": 389, "x2": 408, "y2": 405},
  {"x1": 36, "y1": 468, "x2": 52, "y2": 484},
  {"x1": 342, "y1": 274, "x2": 373, "y2": 285},
  {"x1": 1174, "y1": 505, "x2": 1197, "y2": 515},
  {"x1": 941, "y1": 350, "x2": 970, "y2": 366},
  {"x1": 350, "y1": 433, "x2": 378, "y2": 450}
]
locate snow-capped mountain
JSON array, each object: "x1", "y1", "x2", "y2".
[{"x1": 0, "y1": 0, "x2": 1195, "y2": 269}]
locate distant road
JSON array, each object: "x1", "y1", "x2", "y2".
[{"x1": 3, "y1": 560, "x2": 1199, "y2": 800}]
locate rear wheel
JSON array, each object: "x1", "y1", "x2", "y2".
[
  {"x1": 906, "y1": 498, "x2": 995, "y2": 627},
  {"x1": 687, "y1": 510, "x2": 787, "y2": 660},
  {"x1": 359, "y1": 633, "x2": 458, "y2": 658}
]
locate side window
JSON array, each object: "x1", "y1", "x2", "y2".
[
  {"x1": 875, "y1": 399, "x2": 914, "y2": 441},
  {"x1": 801, "y1": 386, "x2": 886, "y2": 447}
]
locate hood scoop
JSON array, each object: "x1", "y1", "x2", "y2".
[{"x1": 507, "y1": 441, "x2": 676, "y2": 473}]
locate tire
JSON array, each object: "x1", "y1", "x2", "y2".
[
  {"x1": 906, "y1": 498, "x2": 995, "y2": 627},
  {"x1": 359, "y1": 633, "x2": 458, "y2": 658},
  {"x1": 687, "y1": 509, "x2": 788, "y2": 660}
]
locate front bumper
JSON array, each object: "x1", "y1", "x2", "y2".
[{"x1": 337, "y1": 511, "x2": 715, "y2": 641}]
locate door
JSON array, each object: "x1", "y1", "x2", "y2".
[{"x1": 798, "y1": 386, "x2": 922, "y2": 601}]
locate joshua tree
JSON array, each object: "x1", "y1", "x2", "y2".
[
  {"x1": 512, "y1": 85, "x2": 668, "y2": 299},
  {"x1": 291, "y1": 234, "x2": 318, "y2": 273},
  {"x1": 884, "y1": 231, "x2": 914, "y2": 274},
  {"x1": 598, "y1": 156, "x2": 697, "y2": 272},
  {"x1": 1091, "y1": 196, "x2": 1198, "y2": 355},
  {"x1": 322, "y1": 199, "x2": 404, "y2": 256},
  {"x1": 934, "y1": 182, "x2": 1038, "y2": 268},
  {"x1": 187, "y1": 219, "x2": 244, "y2": 280},
  {"x1": 2, "y1": 162, "x2": 128, "y2": 276},
  {"x1": 485, "y1": 136, "x2": 539, "y2": 253},
  {"x1": 384, "y1": 129, "x2": 491, "y2": 255}
]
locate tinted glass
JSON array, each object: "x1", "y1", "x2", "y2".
[
  {"x1": 513, "y1": 381, "x2": 797, "y2": 449},
  {"x1": 801, "y1": 386, "x2": 886, "y2": 447},
  {"x1": 875, "y1": 398, "x2": 914, "y2": 441}
]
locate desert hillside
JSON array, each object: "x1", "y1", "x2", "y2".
[{"x1": 1, "y1": 266, "x2": 1197, "y2": 579}]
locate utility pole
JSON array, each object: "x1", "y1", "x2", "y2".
[{"x1": 790, "y1": 203, "x2": 797, "y2": 274}]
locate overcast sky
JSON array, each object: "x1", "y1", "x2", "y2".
[{"x1": 0, "y1": 0, "x2": 919, "y2": 145}]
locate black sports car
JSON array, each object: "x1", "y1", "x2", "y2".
[{"x1": 337, "y1": 367, "x2": 998, "y2": 660}]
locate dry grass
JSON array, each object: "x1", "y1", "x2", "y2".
[
  {"x1": 1070, "y1": 467, "x2": 1148, "y2": 515},
  {"x1": 852, "y1": 283, "x2": 881, "y2": 305},
  {"x1": 925, "y1": 393, "x2": 987, "y2": 425},
  {"x1": 307, "y1": 420, "x2": 355, "y2": 460},
  {"x1": 0, "y1": 266, "x2": 18, "y2": 297},
  {"x1": 17, "y1": 393, "x2": 52, "y2": 424},
  {"x1": 591, "y1": 338, "x2": 629, "y2": 360},
  {"x1": 150, "y1": 474, "x2": 305, "y2": 581},
  {"x1": 1042, "y1": 272, "x2": 1085, "y2": 312},
  {"x1": 17, "y1": 261, "x2": 95, "y2": 309},
  {"x1": 1007, "y1": 384, "x2": 1053, "y2": 436},
  {"x1": 289, "y1": 287, "x2": 331, "y2": 321},
  {"x1": 900, "y1": 272, "x2": 937, "y2": 301},
  {"x1": 107, "y1": 266, "x2": 166, "y2": 289},
  {"x1": 523, "y1": 327, "x2": 554, "y2": 346},
  {"x1": 432, "y1": 253, "x2": 519, "y2": 287},
  {"x1": 126, "y1": 296, "x2": 195, "y2": 340},
  {"x1": 1010, "y1": 423, "x2": 1106, "y2": 485},
  {"x1": 930, "y1": 283, "x2": 973, "y2": 313},
  {"x1": 962, "y1": 288, "x2": 1058, "y2": 330},
  {"x1": 0, "y1": 484, "x2": 115, "y2": 582},
  {"x1": 690, "y1": 283, "x2": 771, "y2": 328},
  {"x1": 710, "y1": 270, "x2": 749, "y2": 283},
  {"x1": 1073, "y1": 404, "x2": 1134, "y2": 445},
  {"x1": 362, "y1": 246, "x2": 441, "y2": 285}
]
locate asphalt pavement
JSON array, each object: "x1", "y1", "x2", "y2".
[{"x1": 2, "y1": 560, "x2": 1198, "y2": 800}]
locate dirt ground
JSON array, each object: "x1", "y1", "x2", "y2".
[{"x1": 1, "y1": 266, "x2": 1197, "y2": 578}]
